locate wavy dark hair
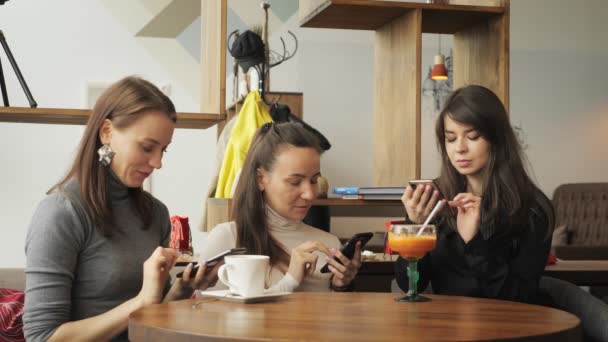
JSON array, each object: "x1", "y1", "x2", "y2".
[
  {"x1": 49, "y1": 76, "x2": 177, "y2": 237},
  {"x1": 231, "y1": 122, "x2": 323, "y2": 267},
  {"x1": 435, "y1": 85, "x2": 554, "y2": 237}
]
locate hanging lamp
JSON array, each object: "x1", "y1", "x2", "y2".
[{"x1": 431, "y1": 34, "x2": 448, "y2": 80}]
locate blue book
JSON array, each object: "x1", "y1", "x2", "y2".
[{"x1": 332, "y1": 187, "x2": 359, "y2": 195}]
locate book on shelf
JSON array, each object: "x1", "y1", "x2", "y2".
[
  {"x1": 332, "y1": 186, "x2": 406, "y2": 195},
  {"x1": 332, "y1": 187, "x2": 359, "y2": 195},
  {"x1": 341, "y1": 194, "x2": 402, "y2": 201}
]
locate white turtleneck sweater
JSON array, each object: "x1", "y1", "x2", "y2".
[{"x1": 200, "y1": 206, "x2": 341, "y2": 292}]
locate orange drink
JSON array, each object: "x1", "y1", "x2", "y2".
[
  {"x1": 388, "y1": 224, "x2": 437, "y2": 302},
  {"x1": 388, "y1": 234, "x2": 436, "y2": 259}
]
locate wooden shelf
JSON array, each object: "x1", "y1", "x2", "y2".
[
  {"x1": 0, "y1": 107, "x2": 225, "y2": 129},
  {"x1": 208, "y1": 197, "x2": 402, "y2": 207},
  {"x1": 300, "y1": 0, "x2": 504, "y2": 33},
  {"x1": 314, "y1": 198, "x2": 402, "y2": 206}
]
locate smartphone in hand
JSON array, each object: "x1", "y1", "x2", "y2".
[
  {"x1": 320, "y1": 232, "x2": 374, "y2": 273},
  {"x1": 176, "y1": 247, "x2": 246, "y2": 278},
  {"x1": 408, "y1": 179, "x2": 445, "y2": 199}
]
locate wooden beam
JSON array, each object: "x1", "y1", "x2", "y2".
[
  {"x1": 0, "y1": 107, "x2": 224, "y2": 129},
  {"x1": 201, "y1": 0, "x2": 227, "y2": 115},
  {"x1": 453, "y1": 0, "x2": 509, "y2": 109},
  {"x1": 374, "y1": 9, "x2": 422, "y2": 186}
]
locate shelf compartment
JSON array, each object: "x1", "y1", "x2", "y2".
[
  {"x1": 300, "y1": 0, "x2": 504, "y2": 33},
  {"x1": 0, "y1": 107, "x2": 225, "y2": 129}
]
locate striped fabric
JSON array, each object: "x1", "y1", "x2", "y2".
[{"x1": 0, "y1": 288, "x2": 25, "y2": 342}]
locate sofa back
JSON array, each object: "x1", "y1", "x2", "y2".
[
  {"x1": 0, "y1": 268, "x2": 25, "y2": 292},
  {"x1": 553, "y1": 183, "x2": 608, "y2": 246}
]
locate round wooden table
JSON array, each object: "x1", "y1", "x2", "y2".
[{"x1": 129, "y1": 292, "x2": 580, "y2": 341}]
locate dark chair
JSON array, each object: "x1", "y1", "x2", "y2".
[{"x1": 538, "y1": 276, "x2": 608, "y2": 342}]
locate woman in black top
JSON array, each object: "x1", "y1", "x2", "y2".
[{"x1": 397, "y1": 85, "x2": 554, "y2": 303}]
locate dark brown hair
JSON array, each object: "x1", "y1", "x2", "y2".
[
  {"x1": 50, "y1": 76, "x2": 177, "y2": 237},
  {"x1": 231, "y1": 122, "x2": 323, "y2": 267},
  {"x1": 435, "y1": 85, "x2": 554, "y2": 237}
]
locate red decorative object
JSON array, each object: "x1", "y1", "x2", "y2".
[
  {"x1": 170, "y1": 215, "x2": 193, "y2": 254},
  {"x1": 546, "y1": 254, "x2": 557, "y2": 265},
  {"x1": 384, "y1": 220, "x2": 406, "y2": 254},
  {"x1": 0, "y1": 288, "x2": 25, "y2": 342}
]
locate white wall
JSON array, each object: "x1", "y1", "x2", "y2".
[
  {"x1": 1, "y1": 0, "x2": 607, "y2": 267},
  {"x1": 509, "y1": 0, "x2": 608, "y2": 194},
  {"x1": 0, "y1": 0, "x2": 216, "y2": 267}
]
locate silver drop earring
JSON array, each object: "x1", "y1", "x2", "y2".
[{"x1": 97, "y1": 144, "x2": 115, "y2": 166}]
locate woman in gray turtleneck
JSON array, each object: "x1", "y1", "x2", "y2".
[{"x1": 23, "y1": 77, "x2": 218, "y2": 342}]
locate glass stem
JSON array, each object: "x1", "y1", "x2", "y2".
[{"x1": 407, "y1": 258, "x2": 419, "y2": 299}]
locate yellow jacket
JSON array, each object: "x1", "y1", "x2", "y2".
[{"x1": 214, "y1": 91, "x2": 273, "y2": 198}]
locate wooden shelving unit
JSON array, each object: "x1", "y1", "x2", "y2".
[
  {"x1": 206, "y1": 197, "x2": 404, "y2": 230},
  {"x1": 299, "y1": 0, "x2": 510, "y2": 187},
  {"x1": 0, "y1": 107, "x2": 225, "y2": 129},
  {"x1": 200, "y1": 0, "x2": 509, "y2": 231},
  {"x1": 300, "y1": 0, "x2": 504, "y2": 33}
]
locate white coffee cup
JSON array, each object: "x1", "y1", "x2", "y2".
[{"x1": 218, "y1": 255, "x2": 269, "y2": 297}]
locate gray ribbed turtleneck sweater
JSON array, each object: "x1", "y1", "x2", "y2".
[{"x1": 23, "y1": 171, "x2": 171, "y2": 342}]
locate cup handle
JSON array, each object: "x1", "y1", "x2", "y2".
[{"x1": 217, "y1": 264, "x2": 239, "y2": 292}]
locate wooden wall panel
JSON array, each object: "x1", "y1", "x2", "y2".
[
  {"x1": 201, "y1": 0, "x2": 227, "y2": 115},
  {"x1": 453, "y1": 0, "x2": 509, "y2": 109},
  {"x1": 374, "y1": 9, "x2": 422, "y2": 186}
]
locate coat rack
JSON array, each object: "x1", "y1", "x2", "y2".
[{"x1": 226, "y1": 2, "x2": 298, "y2": 105}]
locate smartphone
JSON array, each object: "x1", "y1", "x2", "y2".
[
  {"x1": 176, "y1": 247, "x2": 246, "y2": 278},
  {"x1": 320, "y1": 232, "x2": 374, "y2": 273},
  {"x1": 408, "y1": 179, "x2": 444, "y2": 199}
]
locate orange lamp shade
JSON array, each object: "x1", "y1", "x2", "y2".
[{"x1": 431, "y1": 53, "x2": 448, "y2": 80}]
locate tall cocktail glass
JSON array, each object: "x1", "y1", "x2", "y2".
[{"x1": 388, "y1": 224, "x2": 436, "y2": 302}]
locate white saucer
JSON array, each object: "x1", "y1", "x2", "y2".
[{"x1": 198, "y1": 289, "x2": 291, "y2": 303}]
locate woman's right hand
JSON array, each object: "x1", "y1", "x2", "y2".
[
  {"x1": 401, "y1": 184, "x2": 442, "y2": 223},
  {"x1": 137, "y1": 247, "x2": 179, "y2": 306},
  {"x1": 287, "y1": 241, "x2": 332, "y2": 284}
]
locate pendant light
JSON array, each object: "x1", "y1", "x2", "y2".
[{"x1": 431, "y1": 34, "x2": 448, "y2": 80}]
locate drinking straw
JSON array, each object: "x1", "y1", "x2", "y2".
[{"x1": 416, "y1": 200, "x2": 445, "y2": 236}]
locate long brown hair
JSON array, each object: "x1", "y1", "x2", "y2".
[
  {"x1": 231, "y1": 122, "x2": 323, "y2": 266},
  {"x1": 435, "y1": 85, "x2": 554, "y2": 237},
  {"x1": 49, "y1": 76, "x2": 177, "y2": 237}
]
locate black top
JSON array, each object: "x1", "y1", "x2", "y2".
[{"x1": 395, "y1": 200, "x2": 552, "y2": 303}]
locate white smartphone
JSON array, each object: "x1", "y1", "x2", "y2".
[{"x1": 408, "y1": 179, "x2": 445, "y2": 199}]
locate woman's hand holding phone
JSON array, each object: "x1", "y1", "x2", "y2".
[
  {"x1": 325, "y1": 242, "x2": 362, "y2": 288},
  {"x1": 402, "y1": 181, "x2": 443, "y2": 223},
  {"x1": 138, "y1": 247, "x2": 179, "y2": 306},
  {"x1": 177, "y1": 261, "x2": 222, "y2": 292}
]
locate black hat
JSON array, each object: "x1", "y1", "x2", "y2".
[{"x1": 229, "y1": 30, "x2": 265, "y2": 72}]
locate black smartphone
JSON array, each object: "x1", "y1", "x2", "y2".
[
  {"x1": 408, "y1": 179, "x2": 444, "y2": 199},
  {"x1": 176, "y1": 247, "x2": 246, "y2": 278},
  {"x1": 320, "y1": 232, "x2": 374, "y2": 273}
]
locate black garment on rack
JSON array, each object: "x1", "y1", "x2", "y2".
[{"x1": 269, "y1": 103, "x2": 331, "y2": 151}]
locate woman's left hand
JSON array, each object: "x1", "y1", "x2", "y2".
[
  {"x1": 326, "y1": 242, "x2": 363, "y2": 288},
  {"x1": 166, "y1": 260, "x2": 222, "y2": 301},
  {"x1": 449, "y1": 193, "x2": 481, "y2": 243},
  {"x1": 178, "y1": 260, "x2": 222, "y2": 292}
]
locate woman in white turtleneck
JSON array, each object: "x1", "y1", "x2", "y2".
[{"x1": 200, "y1": 122, "x2": 361, "y2": 292}]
